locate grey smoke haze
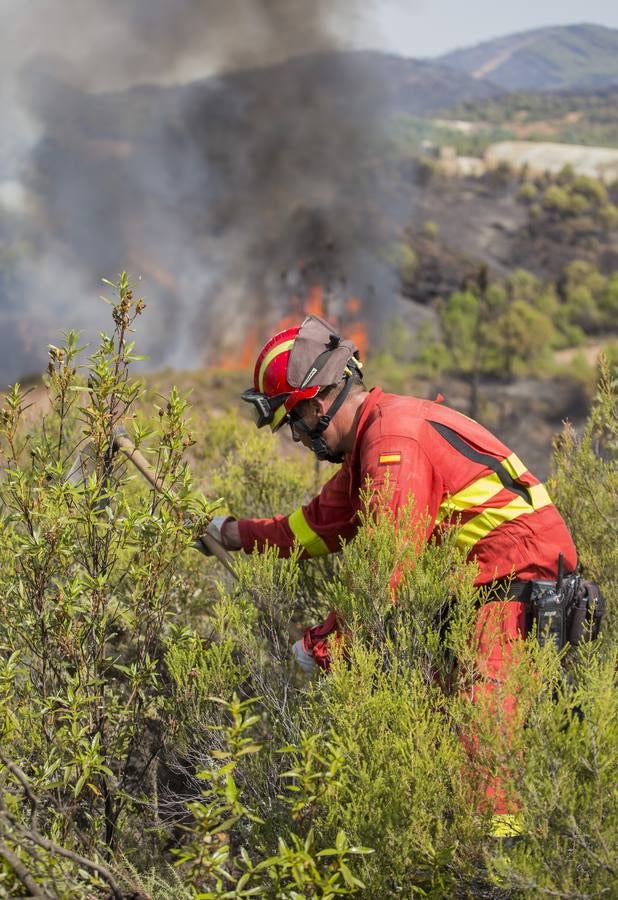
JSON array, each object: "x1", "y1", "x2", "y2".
[
  {"x1": 0, "y1": 0, "x2": 404, "y2": 381},
  {"x1": 3, "y1": 0, "x2": 369, "y2": 95}
]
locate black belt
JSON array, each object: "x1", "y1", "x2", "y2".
[{"x1": 489, "y1": 578, "x2": 534, "y2": 602}]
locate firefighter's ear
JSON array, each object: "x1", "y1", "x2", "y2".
[{"x1": 312, "y1": 395, "x2": 328, "y2": 417}]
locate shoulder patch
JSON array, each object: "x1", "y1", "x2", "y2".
[{"x1": 378, "y1": 452, "x2": 401, "y2": 465}]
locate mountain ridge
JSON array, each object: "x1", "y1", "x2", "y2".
[{"x1": 437, "y1": 23, "x2": 618, "y2": 92}]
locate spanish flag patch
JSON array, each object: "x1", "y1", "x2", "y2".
[{"x1": 378, "y1": 452, "x2": 401, "y2": 465}]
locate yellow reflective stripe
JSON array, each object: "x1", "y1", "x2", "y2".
[
  {"x1": 288, "y1": 507, "x2": 330, "y2": 557},
  {"x1": 436, "y1": 455, "x2": 553, "y2": 550},
  {"x1": 271, "y1": 403, "x2": 288, "y2": 431},
  {"x1": 528, "y1": 482, "x2": 552, "y2": 508},
  {"x1": 456, "y1": 497, "x2": 534, "y2": 551},
  {"x1": 455, "y1": 489, "x2": 552, "y2": 552},
  {"x1": 436, "y1": 451, "x2": 550, "y2": 525},
  {"x1": 437, "y1": 473, "x2": 505, "y2": 524},
  {"x1": 258, "y1": 339, "x2": 295, "y2": 393},
  {"x1": 502, "y1": 452, "x2": 527, "y2": 479}
]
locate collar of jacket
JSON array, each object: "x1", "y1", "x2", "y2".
[{"x1": 347, "y1": 386, "x2": 384, "y2": 466}]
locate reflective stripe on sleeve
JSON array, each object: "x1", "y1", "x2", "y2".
[{"x1": 288, "y1": 507, "x2": 330, "y2": 557}]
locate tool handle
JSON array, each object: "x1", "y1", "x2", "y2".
[
  {"x1": 113, "y1": 434, "x2": 167, "y2": 493},
  {"x1": 113, "y1": 432, "x2": 238, "y2": 579},
  {"x1": 194, "y1": 534, "x2": 238, "y2": 578}
]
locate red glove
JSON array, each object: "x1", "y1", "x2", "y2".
[{"x1": 301, "y1": 610, "x2": 345, "y2": 672}]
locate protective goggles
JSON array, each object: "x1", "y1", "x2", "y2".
[
  {"x1": 241, "y1": 388, "x2": 290, "y2": 430},
  {"x1": 287, "y1": 406, "x2": 311, "y2": 441}
]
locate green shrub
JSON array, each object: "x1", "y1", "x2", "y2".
[
  {"x1": 0, "y1": 279, "x2": 615, "y2": 898},
  {"x1": 543, "y1": 184, "x2": 572, "y2": 214},
  {"x1": 206, "y1": 412, "x2": 315, "y2": 519},
  {"x1": 549, "y1": 358, "x2": 617, "y2": 641},
  {"x1": 600, "y1": 201, "x2": 618, "y2": 230},
  {"x1": 0, "y1": 275, "x2": 220, "y2": 893},
  {"x1": 516, "y1": 181, "x2": 537, "y2": 203},
  {"x1": 386, "y1": 241, "x2": 418, "y2": 285},
  {"x1": 423, "y1": 219, "x2": 440, "y2": 239}
]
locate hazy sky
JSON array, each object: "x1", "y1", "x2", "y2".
[{"x1": 370, "y1": 0, "x2": 618, "y2": 58}]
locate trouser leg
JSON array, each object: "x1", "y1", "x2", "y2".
[{"x1": 462, "y1": 600, "x2": 528, "y2": 816}]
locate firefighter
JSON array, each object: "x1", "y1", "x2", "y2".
[{"x1": 207, "y1": 313, "x2": 578, "y2": 833}]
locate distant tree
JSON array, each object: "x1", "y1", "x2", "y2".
[
  {"x1": 543, "y1": 185, "x2": 572, "y2": 215},
  {"x1": 529, "y1": 202, "x2": 542, "y2": 224},
  {"x1": 572, "y1": 175, "x2": 607, "y2": 205},
  {"x1": 565, "y1": 285, "x2": 603, "y2": 333},
  {"x1": 423, "y1": 220, "x2": 439, "y2": 240},
  {"x1": 556, "y1": 164, "x2": 576, "y2": 187},
  {"x1": 489, "y1": 299, "x2": 555, "y2": 378},
  {"x1": 439, "y1": 266, "x2": 510, "y2": 415},
  {"x1": 562, "y1": 260, "x2": 607, "y2": 296},
  {"x1": 569, "y1": 192, "x2": 590, "y2": 215},
  {"x1": 517, "y1": 181, "x2": 537, "y2": 203},
  {"x1": 600, "y1": 202, "x2": 618, "y2": 230},
  {"x1": 440, "y1": 288, "x2": 479, "y2": 378},
  {"x1": 386, "y1": 241, "x2": 418, "y2": 286},
  {"x1": 506, "y1": 268, "x2": 543, "y2": 305},
  {"x1": 601, "y1": 273, "x2": 618, "y2": 321}
]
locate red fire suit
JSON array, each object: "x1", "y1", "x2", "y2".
[
  {"x1": 237, "y1": 388, "x2": 577, "y2": 814},
  {"x1": 237, "y1": 388, "x2": 576, "y2": 582}
]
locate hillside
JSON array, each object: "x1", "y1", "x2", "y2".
[
  {"x1": 438, "y1": 86, "x2": 618, "y2": 150},
  {"x1": 3, "y1": 49, "x2": 503, "y2": 385},
  {"x1": 438, "y1": 24, "x2": 618, "y2": 91},
  {"x1": 2, "y1": 40, "x2": 617, "y2": 387}
]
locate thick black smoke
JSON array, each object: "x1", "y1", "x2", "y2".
[{"x1": 1, "y1": 1, "x2": 403, "y2": 380}]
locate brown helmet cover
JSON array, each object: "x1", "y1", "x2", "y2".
[{"x1": 286, "y1": 315, "x2": 359, "y2": 390}]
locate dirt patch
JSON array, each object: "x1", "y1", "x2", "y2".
[{"x1": 554, "y1": 341, "x2": 605, "y2": 367}]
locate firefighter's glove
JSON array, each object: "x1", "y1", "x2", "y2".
[
  {"x1": 292, "y1": 612, "x2": 344, "y2": 675},
  {"x1": 198, "y1": 515, "x2": 236, "y2": 553},
  {"x1": 292, "y1": 638, "x2": 317, "y2": 674}
]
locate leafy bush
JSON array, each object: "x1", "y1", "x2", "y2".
[
  {"x1": 549, "y1": 358, "x2": 618, "y2": 641},
  {"x1": 0, "y1": 278, "x2": 615, "y2": 897},
  {"x1": 386, "y1": 241, "x2": 418, "y2": 285}
]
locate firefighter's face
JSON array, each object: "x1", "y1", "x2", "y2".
[
  {"x1": 289, "y1": 398, "x2": 338, "y2": 454},
  {"x1": 289, "y1": 399, "x2": 318, "y2": 446}
]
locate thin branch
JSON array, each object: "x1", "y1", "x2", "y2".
[
  {"x1": 14, "y1": 824, "x2": 125, "y2": 899},
  {"x1": 0, "y1": 783, "x2": 125, "y2": 899},
  {"x1": 0, "y1": 840, "x2": 49, "y2": 898},
  {"x1": 0, "y1": 753, "x2": 39, "y2": 828}
]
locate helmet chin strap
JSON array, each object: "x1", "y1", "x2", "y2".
[{"x1": 297, "y1": 371, "x2": 356, "y2": 463}]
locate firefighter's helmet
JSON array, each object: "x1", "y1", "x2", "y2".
[{"x1": 242, "y1": 314, "x2": 361, "y2": 431}]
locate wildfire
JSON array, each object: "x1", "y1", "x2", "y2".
[
  {"x1": 214, "y1": 284, "x2": 369, "y2": 373},
  {"x1": 217, "y1": 326, "x2": 261, "y2": 372}
]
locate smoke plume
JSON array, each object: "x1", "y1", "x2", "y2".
[{"x1": 0, "y1": 0, "x2": 403, "y2": 381}]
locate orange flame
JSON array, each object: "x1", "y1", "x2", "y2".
[
  {"x1": 212, "y1": 284, "x2": 369, "y2": 373},
  {"x1": 305, "y1": 284, "x2": 325, "y2": 317},
  {"x1": 217, "y1": 325, "x2": 260, "y2": 372}
]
